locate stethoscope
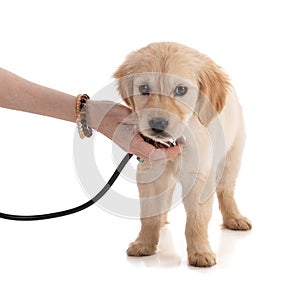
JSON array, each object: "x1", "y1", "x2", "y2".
[{"x1": 0, "y1": 153, "x2": 132, "y2": 221}]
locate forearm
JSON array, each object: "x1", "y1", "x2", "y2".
[
  {"x1": 0, "y1": 67, "x2": 76, "y2": 123},
  {"x1": 0, "y1": 67, "x2": 132, "y2": 138}
]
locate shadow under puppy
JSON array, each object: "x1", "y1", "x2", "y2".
[{"x1": 114, "y1": 42, "x2": 251, "y2": 267}]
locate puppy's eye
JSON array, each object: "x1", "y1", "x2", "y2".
[
  {"x1": 139, "y1": 84, "x2": 150, "y2": 95},
  {"x1": 174, "y1": 85, "x2": 188, "y2": 96}
]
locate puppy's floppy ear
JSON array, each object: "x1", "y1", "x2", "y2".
[
  {"x1": 197, "y1": 61, "x2": 230, "y2": 125},
  {"x1": 113, "y1": 63, "x2": 135, "y2": 109}
]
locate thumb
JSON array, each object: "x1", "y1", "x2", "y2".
[{"x1": 149, "y1": 145, "x2": 182, "y2": 163}]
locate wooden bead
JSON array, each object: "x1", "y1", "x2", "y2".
[{"x1": 76, "y1": 94, "x2": 92, "y2": 138}]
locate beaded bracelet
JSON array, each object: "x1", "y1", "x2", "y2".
[{"x1": 76, "y1": 94, "x2": 93, "y2": 139}]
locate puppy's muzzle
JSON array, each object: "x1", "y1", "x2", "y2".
[{"x1": 148, "y1": 117, "x2": 169, "y2": 134}]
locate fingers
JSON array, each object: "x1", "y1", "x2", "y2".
[
  {"x1": 129, "y1": 134, "x2": 156, "y2": 160},
  {"x1": 149, "y1": 146, "x2": 182, "y2": 162},
  {"x1": 130, "y1": 134, "x2": 182, "y2": 163}
]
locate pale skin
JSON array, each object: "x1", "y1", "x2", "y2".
[{"x1": 0, "y1": 68, "x2": 182, "y2": 162}]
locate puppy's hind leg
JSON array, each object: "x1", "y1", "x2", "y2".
[{"x1": 216, "y1": 130, "x2": 252, "y2": 231}]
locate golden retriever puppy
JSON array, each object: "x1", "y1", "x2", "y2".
[{"x1": 114, "y1": 42, "x2": 251, "y2": 267}]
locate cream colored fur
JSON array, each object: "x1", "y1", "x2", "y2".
[{"x1": 114, "y1": 42, "x2": 251, "y2": 267}]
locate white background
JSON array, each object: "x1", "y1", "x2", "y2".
[{"x1": 1, "y1": 0, "x2": 300, "y2": 289}]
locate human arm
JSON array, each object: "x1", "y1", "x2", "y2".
[{"x1": 0, "y1": 68, "x2": 181, "y2": 161}]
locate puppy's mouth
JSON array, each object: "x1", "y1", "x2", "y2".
[{"x1": 139, "y1": 132, "x2": 185, "y2": 149}]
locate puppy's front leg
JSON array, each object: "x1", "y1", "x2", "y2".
[
  {"x1": 127, "y1": 162, "x2": 175, "y2": 257},
  {"x1": 182, "y1": 176, "x2": 216, "y2": 267},
  {"x1": 126, "y1": 215, "x2": 162, "y2": 257}
]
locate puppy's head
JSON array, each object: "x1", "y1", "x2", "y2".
[{"x1": 114, "y1": 42, "x2": 229, "y2": 143}]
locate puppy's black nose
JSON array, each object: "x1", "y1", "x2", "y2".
[{"x1": 149, "y1": 118, "x2": 169, "y2": 133}]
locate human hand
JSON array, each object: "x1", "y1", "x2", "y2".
[{"x1": 86, "y1": 100, "x2": 182, "y2": 162}]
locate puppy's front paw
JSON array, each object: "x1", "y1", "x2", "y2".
[
  {"x1": 188, "y1": 252, "x2": 216, "y2": 267},
  {"x1": 126, "y1": 241, "x2": 157, "y2": 257},
  {"x1": 223, "y1": 216, "x2": 252, "y2": 231}
]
